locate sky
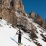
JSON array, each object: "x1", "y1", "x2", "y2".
[{"x1": 22, "y1": 0, "x2": 46, "y2": 20}]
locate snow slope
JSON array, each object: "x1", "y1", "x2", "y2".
[
  {"x1": 27, "y1": 18, "x2": 46, "y2": 46},
  {"x1": 0, "y1": 16, "x2": 46, "y2": 46},
  {"x1": 0, "y1": 19, "x2": 37, "y2": 46}
]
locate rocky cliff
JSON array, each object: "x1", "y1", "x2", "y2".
[
  {"x1": 28, "y1": 11, "x2": 46, "y2": 29},
  {"x1": 0, "y1": 0, "x2": 25, "y2": 27},
  {"x1": 0, "y1": 0, "x2": 46, "y2": 29}
]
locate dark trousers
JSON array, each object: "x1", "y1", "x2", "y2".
[{"x1": 18, "y1": 34, "x2": 21, "y2": 43}]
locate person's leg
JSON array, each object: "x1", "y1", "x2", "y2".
[
  {"x1": 18, "y1": 34, "x2": 21, "y2": 43},
  {"x1": 18, "y1": 34, "x2": 21, "y2": 45}
]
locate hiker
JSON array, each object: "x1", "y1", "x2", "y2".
[{"x1": 16, "y1": 29, "x2": 23, "y2": 45}]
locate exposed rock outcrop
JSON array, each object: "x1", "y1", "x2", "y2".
[
  {"x1": 0, "y1": 0, "x2": 24, "y2": 27},
  {"x1": 2, "y1": 9, "x2": 17, "y2": 27},
  {"x1": 2, "y1": 0, "x2": 24, "y2": 12},
  {"x1": 29, "y1": 11, "x2": 37, "y2": 19},
  {"x1": 28, "y1": 12, "x2": 46, "y2": 29},
  {"x1": 0, "y1": 0, "x2": 46, "y2": 30}
]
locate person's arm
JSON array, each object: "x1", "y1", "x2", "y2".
[{"x1": 16, "y1": 30, "x2": 19, "y2": 35}]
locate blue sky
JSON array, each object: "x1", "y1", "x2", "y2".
[{"x1": 22, "y1": 0, "x2": 46, "y2": 20}]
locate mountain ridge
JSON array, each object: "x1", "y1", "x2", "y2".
[
  {"x1": 0, "y1": 0, "x2": 46, "y2": 29},
  {"x1": 0, "y1": 0, "x2": 46, "y2": 46}
]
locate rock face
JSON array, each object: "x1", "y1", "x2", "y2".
[
  {"x1": 28, "y1": 12, "x2": 46, "y2": 29},
  {"x1": 2, "y1": 9, "x2": 17, "y2": 27},
  {"x1": 2, "y1": 0, "x2": 24, "y2": 12},
  {"x1": 0, "y1": 0, "x2": 2, "y2": 17},
  {"x1": 0, "y1": 0, "x2": 46, "y2": 30},
  {"x1": 0, "y1": 0, "x2": 24, "y2": 27},
  {"x1": 29, "y1": 12, "x2": 37, "y2": 19},
  {"x1": 14, "y1": 0, "x2": 24, "y2": 11}
]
